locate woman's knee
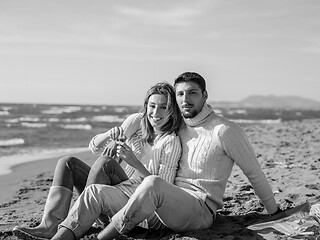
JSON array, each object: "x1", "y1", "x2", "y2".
[
  {"x1": 92, "y1": 156, "x2": 115, "y2": 170},
  {"x1": 56, "y1": 155, "x2": 76, "y2": 170},
  {"x1": 56, "y1": 155, "x2": 88, "y2": 175}
]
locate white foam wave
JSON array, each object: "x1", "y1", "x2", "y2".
[
  {"x1": 19, "y1": 117, "x2": 40, "y2": 122},
  {"x1": 0, "y1": 138, "x2": 25, "y2": 147},
  {"x1": 21, "y1": 122, "x2": 47, "y2": 128},
  {"x1": 47, "y1": 118, "x2": 60, "y2": 122},
  {"x1": 227, "y1": 109, "x2": 248, "y2": 115},
  {"x1": 92, "y1": 115, "x2": 124, "y2": 122},
  {"x1": 5, "y1": 118, "x2": 19, "y2": 123},
  {"x1": 0, "y1": 110, "x2": 9, "y2": 115},
  {"x1": 114, "y1": 107, "x2": 128, "y2": 113},
  {"x1": 42, "y1": 106, "x2": 82, "y2": 114},
  {"x1": 59, "y1": 124, "x2": 92, "y2": 130},
  {"x1": 83, "y1": 106, "x2": 101, "y2": 112},
  {"x1": 5, "y1": 117, "x2": 40, "y2": 123},
  {"x1": 63, "y1": 117, "x2": 87, "y2": 122},
  {"x1": 233, "y1": 118, "x2": 282, "y2": 124},
  {"x1": 0, "y1": 106, "x2": 12, "y2": 111}
]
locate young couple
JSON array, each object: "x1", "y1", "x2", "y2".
[{"x1": 13, "y1": 72, "x2": 279, "y2": 240}]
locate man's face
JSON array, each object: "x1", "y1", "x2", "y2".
[{"x1": 175, "y1": 82, "x2": 207, "y2": 118}]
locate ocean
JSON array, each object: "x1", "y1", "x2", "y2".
[{"x1": 1, "y1": 103, "x2": 320, "y2": 175}]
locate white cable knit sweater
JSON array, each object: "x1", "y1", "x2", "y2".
[{"x1": 174, "y1": 104, "x2": 278, "y2": 214}]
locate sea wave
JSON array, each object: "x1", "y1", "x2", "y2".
[
  {"x1": 83, "y1": 106, "x2": 102, "y2": 112},
  {"x1": 114, "y1": 107, "x2": 128, "y2": 113},
  {"x1": 47, "y1": 117, "x2": 60, "y2": 122},
  {"x1": 233, "y1": 118, "x2": 282, "y2": 124},
  {"x1": 5, "y1": 117, "x2": 41, "y2": 123},
  {"x1": 0, "y1": 138, "x2": 25, "y2": 147},
  {"x1": 63, "y1": 117, "x2": 87, "y2": 122},
  {"x1": 42, "y1": 106, "x2": 82, "y2": 114},
  {"x1": 19, "y1": 117, "x2": 41, "y2": 122},
  {"x1": 0, "y1": 110, "x2": 9, "y2": 115},
  {"x1": 0, "y1": 106, "x2": 12, "y2": 111},
  {"x1": 92, "y1": 115, "x2": 124, "y2": 122},
  {"x1": 227, "y1": 109, "x2": 247, "y2": 115},
  {"x1": 59, "y1": 124, "x2": 92, "y2": 130},
  {"x1": 21, "y1": 122, "x2": 47, "y2": 128},
  {"x1": 5, "y1": 118, "x2": 19, "y2": 123}
]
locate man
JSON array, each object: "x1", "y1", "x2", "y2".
[{"x1": 52, "y1": 72, "x2": 279, "y2": 240}]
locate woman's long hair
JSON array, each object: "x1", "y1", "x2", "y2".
[{"x1": 141, "y1": 82, "x2": 182, "y2": 144}]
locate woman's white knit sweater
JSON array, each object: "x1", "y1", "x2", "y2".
[{"x1": 174, "y1": 104, "x2": 278, "y2": 214}]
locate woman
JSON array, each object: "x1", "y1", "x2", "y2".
[{"x1": 13, "y1": 82, "x2": 182, "y2": 240}]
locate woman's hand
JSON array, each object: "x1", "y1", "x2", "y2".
[
  {"x1": 116, "y1": 142, "x2": 151, "y2": 178},
  {"x1": 101, "y1": 140, "x2": 117, "y2": 157},
  {"x1": 116, "y1": 142, "x2": 137, "y2": 166}
]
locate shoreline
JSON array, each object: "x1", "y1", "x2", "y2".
[
  {"x1": 0, "y1": 147, "x2": 89, "y2": 176},
  {"x1": 0, "y1": 150, "x2": 95, "y2": 205}
]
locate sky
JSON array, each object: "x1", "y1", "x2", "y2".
[{"x1": 0, "y1": 0, "x2": 320, "y2": 106}]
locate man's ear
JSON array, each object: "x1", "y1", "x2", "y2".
[{"x1": 203, "y1": 90, "x2": 208, "y2": 101}]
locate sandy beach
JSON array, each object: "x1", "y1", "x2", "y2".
[{"x1": 1, "y1": 119, "x2": 320, "y2": 240}]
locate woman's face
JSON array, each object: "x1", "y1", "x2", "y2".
[{"x1": 147, "y1": 94, "x2": 169, "y2": 132}]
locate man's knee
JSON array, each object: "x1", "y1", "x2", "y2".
[
  {"x1": 140, "y1": 175, "x2": 166, "y2": 192},
  {"x1": 83, "y1": 184, "x2": 124, "y2": 211},
  {"x1": 84, "y1": 184, "x2": 99, "y2": 196}
]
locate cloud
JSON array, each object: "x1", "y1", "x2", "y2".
[{"x1": 114, "y1": 4, "x2": 203, "y2": 27}]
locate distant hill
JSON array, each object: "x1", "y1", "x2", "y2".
[{"x1": 211, "y1": 95, "x2": 320, "y2": 110}]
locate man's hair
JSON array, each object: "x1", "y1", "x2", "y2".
[
  {"x1": 141, "y1": 82, "x2": 182, "y2": 143},
  {"x1": 174, "y1": 72, "x2": 206, "y2": 92}
]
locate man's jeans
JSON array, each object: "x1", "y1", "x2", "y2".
[
  {"x1": 60, "y1": 175, "x2": 215, "y2": 237},
  {"x1": 112, "y1": 175, "x2": 215, "y2": 234}
]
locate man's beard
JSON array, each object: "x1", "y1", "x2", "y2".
[{"x1": 181, "y1": 109, "x2": 198, "y2": 118}]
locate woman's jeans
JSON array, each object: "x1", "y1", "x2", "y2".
[{"x1": 52, "y1": 155, "x2": 128, "y2": 193}]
